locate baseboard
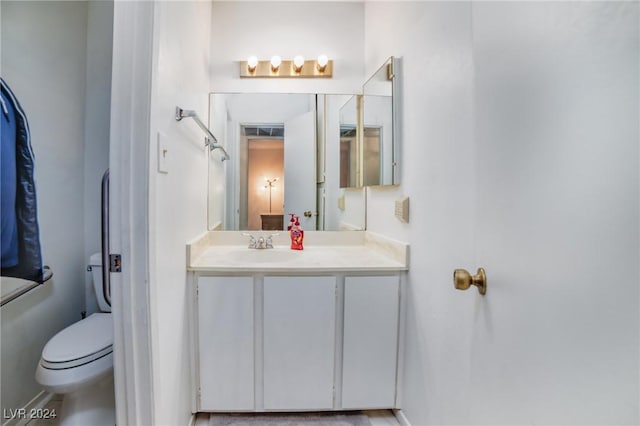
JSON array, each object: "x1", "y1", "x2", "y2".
[
  {"x1": 190, "y1": 412, "x2": 210, "y2": 426},
  {"x1": 393, "y1": 409, "x2": 411, "y2": 426},
  {"x1": 1, "y1": 391, "x2": 54, "y2": 426}
]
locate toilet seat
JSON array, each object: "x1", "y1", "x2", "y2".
[
  {"x1": 40, "y1": 313, "x2": 113, "y2": 370},
  {"x1": 36, "y1": 313, "x2": 114, "y2": 395},
  {"x1": 41, "y1": 345, "x2": 112, "y2": 370}
]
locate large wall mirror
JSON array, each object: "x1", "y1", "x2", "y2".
[{"x1": 207, "y1": 93, "x2": 366, "y2": 232}]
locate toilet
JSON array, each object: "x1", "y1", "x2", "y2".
[{"x1": 35, "y1": 253, "x2": 115, "y2": 426}]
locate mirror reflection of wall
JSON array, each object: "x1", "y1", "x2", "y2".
[
  {"x1": 339, "y1": 126, "x2": 357, "y2": 188},
  {"x1": 363, "y1": 127, "x2": 381, "y2": 186},
  {"x1": 339, "y1": 95, "x2": 360, "y2": 189}
]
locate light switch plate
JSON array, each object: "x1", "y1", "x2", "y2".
[
  {"x1": 337, "y1": 195, "x2": 345, "y2": 211},
  {"x1": 157, "y1": 132, "x2": 169, "y2": 174},
  {"x1": 395, "y1": 196, "x2": 409, "y2": 223}
]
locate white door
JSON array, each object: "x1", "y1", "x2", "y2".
[
  {"x1": 197, "y1": 276, "x2": 254, "y2": 411},
  {"x1": 284, "y1": 110, "x2": 316, "y2": 230},
  {"x1": 342, "y1": 275, "x2": 399, "y2": 409},
  {"x1": 468, "y1": 3, "x2": 638, "y2": 421},
  {"x1": 263, "y1": 276, "x2": 335, "y2": 409}
]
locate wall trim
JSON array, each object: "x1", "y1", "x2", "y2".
[{"x1": 393, "y1": 409, "x2": 411, "y2": 426}]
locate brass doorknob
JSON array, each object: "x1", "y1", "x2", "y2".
[
  {"x1": 453, "y1": 268, "x2": 487, "y2": 296},
  {"x1": 303, "y1": 210, "x2": 313, "y2": 218}
]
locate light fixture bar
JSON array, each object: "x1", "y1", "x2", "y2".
[{"x1": 240, "y1": 59, "x2": 333, "y2": 78}]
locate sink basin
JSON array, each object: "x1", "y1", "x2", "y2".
[{"x1": 224, "y1": 248, "x2": 298, "y2": 264}]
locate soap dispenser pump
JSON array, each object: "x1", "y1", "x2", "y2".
[{"x1": 289, "y1": 214, "x2": 304, "y2": 250}]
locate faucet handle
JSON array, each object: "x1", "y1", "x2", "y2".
[
  {"x1": 266, "y1": 233, "x2": 279, "y2": 249},
  {"x1": 242, "y1": 232, "x2": 257, "y2": 248}
]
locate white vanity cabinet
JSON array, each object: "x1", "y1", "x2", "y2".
[
  {"x1": 189, "y1": 231, "x2": 409, "y2": 413},
  {"x1": 193, "y1": 272, "x2": 403, "y2": 412}
]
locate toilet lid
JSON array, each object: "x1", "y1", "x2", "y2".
[{"x1": 42, "y1": 313, "x2": 113, "y2": 368}]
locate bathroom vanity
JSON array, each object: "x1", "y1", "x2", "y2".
[{"x1": 187, "y1": 231, "x2": 409, "y2": 413}]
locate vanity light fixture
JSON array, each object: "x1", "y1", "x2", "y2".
[
  {"x1": 247, "y1": 56, "x2": 258, "y2": 73},
  {"x1": 317, "y1": 54, "x2": 328, "y2": 72},
  {"x1": 270, "y1": 55, "x2": 282, "y2": 72},
  {"x1": 293, "y1": 55, "x2": 305, "y2": 73},
  {"x1": 239, "y1": 55, "x2": 333, "y2": 78}
]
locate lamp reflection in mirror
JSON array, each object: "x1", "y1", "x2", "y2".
[{"x1": 264, "y1": 177, "x2": 278, "y2": 213}]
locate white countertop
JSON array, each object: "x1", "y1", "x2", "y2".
[{"x1": 187, "y1": 231, "x2": 409, "y2": 273}]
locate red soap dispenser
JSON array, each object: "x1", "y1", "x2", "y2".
[{"x1": 289, "y1": 214, "x2": 304, "y2": 250}]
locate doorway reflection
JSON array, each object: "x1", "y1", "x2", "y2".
[{"x1": 246, "y1": 137, "x2": 284, "y2": 230}]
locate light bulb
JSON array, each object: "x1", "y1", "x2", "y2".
[
  {"x1": 317, "y1": 54, "x2": 328, "y2": 72},
  {"x1": 270, "y1": 55, "x2": 281, "y2": 72},
  {"x1": 247, "y1": 56, "x2": 258, "y2": 72},
  {"x1": 293, "y1": 55, "x2": 305, "y2": 72}
]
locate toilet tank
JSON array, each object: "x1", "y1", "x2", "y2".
[{"x1": 89, "y1": 253, "x2": 111, "y2": 313}]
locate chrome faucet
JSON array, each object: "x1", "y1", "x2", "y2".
[
  {"x1": 256, "y1": 236, "x2": 266, "y2": 249},
  {"x1": 243, "y1": 233, "x2": 278, "y2": 249}
]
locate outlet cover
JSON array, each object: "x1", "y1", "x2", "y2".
[{"x1": 395, "y1": 196, "x2": 409, "y2": 223}]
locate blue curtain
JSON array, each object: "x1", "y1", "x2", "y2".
[{"x1": 1, "y1": 78, "x2": 43, "y2": 283}]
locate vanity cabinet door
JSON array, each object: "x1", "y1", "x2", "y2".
[
  {"x1": 263, "y1": 276, "x2": 336, "y2": 410},
  {"x1": 197, "y1": 276, "x2": 254, "y2": 411},
  {"x1": 342, "y1": 275, "x2": 400, "y2": 409}
]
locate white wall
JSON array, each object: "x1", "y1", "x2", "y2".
[
  {"x1": 208, "y1": 94, "x2": 228, "y2": 230},
  {"x1": 0, "y1": 0, "x2": 112, "y2": 414},
  {"x1": 365, "y1": 4, "x2": 476, "y2": 424},
  {"x1": 364, "y1": 1, "x2": 639, "y2": 425},
  {"x1": 83, "y1": 0, "x2": 113, "y2": 315},
  {"x1": 147, "y1": 2, "x2": 213, "y2": 424},
  {"x1": 210, "y1": 1, "x2": 364, "y2": 94}
]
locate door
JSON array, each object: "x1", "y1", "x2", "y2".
[
  {"x1": 197, "y1": 276, "x2": 254, "y2": 411},
  {"x1": 263, "y1": 276, "x2": 335, "y2": 409},
  {"x1": 469, "y1": 3, "x2": 638, "y2": 421},
  {"x1": 284, "y1": 111, "x2": 316, "y2": 230},
  {"x1": 342, "y1": 275, "x2": 400, "y2": 409}
]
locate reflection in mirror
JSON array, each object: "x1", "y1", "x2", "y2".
[
  {"x1": 362, "y1": 56, "x2": 399, "y2": 186},
  {"x1": 339, "y1": 95, "x2": 359, "y2": 188},
  {"x1": 363, "y1": 127, "x2": 381, "y2": 186},
  {"x1": 208, "y1": 93, "x2": 366, "y2": 232}
]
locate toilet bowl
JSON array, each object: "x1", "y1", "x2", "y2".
[{"x1": 35, "y1": 253, "x2": 115, "y2": 426}]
